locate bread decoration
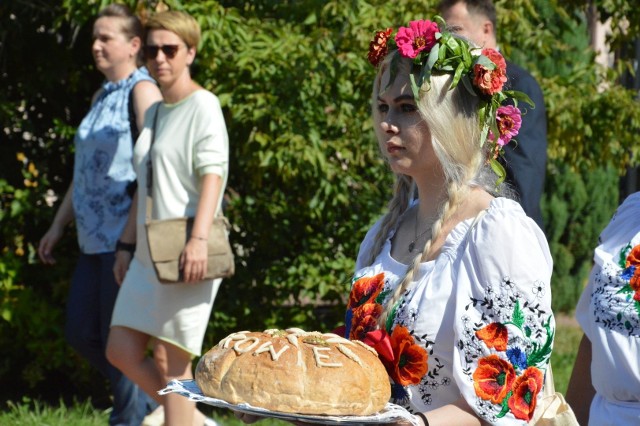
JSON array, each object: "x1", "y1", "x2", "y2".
[{"x1": 194, "y1": 328, "x2": 391, "y2": 416}]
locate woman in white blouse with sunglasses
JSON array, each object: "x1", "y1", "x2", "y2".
[{"x1": 107, "y1": 10, "x2": 229, "y2": 426}]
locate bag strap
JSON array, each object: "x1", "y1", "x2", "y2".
[
  {"x1": 543, "y1": 362, "x2": 556, "y2": 397},
  {"x1": 125, "y1": 84, "x2": 140, "y2": 199},
  {"x1": 145, "y1": 105, "x2": 160, "y2": 224},
  {"x1": 128, "y1": 86, "x2": 140, "y2": 143},
  {"x1": 462, "y1": 208, "x2": 487, "y2": 249},
  {"x1": 144, "y1": 106, "x2": 226, "y2": 225}
]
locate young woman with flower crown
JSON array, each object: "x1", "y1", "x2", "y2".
[
  {"x1": 341, "y1": 17, "x2": 555, "y2": 426},
  {"x1": 234, "y1": 16, "x2": 554, "y2": 426}
]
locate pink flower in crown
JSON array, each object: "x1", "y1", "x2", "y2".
[
  {"x1": 395, "y1": 20, "x2": 439, "y2": 59},
  {"x1": 473, "y1": 48, "x2": 508, "y2": 95},
  {"x1": 491, "y1": 105, "x2": 522, "y2": 146}
]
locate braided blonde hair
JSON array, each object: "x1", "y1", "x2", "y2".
[{"x1": 370, "y1": 54, "x2": 492, "y2": 328}]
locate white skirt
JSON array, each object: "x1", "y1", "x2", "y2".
[{"x1": 111, "y1": 255, "x2": 221, "y2": 357}]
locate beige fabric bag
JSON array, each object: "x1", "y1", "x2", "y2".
[
  {"x1": 146, "y1": 216, "x2": 234, "y2": 283},
  {"x1": 530, "y1": 365, "x2": 579, "y2": 426}
]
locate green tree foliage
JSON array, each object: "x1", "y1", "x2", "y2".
[
  {"x1": 497, "y1": 0, "x2": 640, "y2": 311},
  {"x1": 1, "y1": 0, "x2": 640, "y2": 401},
  {"x1": 0, "y1": 0, "x2": 108, "y2": 403},
  {"x1": 542, "y1": 164, "x2": 620, "y2": 312}
]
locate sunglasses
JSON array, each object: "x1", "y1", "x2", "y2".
[{"x1": 144, "y1": 44, "x2": 181, "y2": 60}]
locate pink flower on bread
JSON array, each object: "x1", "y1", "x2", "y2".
[
  {"x1": 473, "y1": 48, "x2": 508, "y2": 95},
  {"x1": 395, "y1": 20, "x2": 439, "y2": 59}
]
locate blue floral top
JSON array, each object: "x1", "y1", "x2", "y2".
[{"x1": 72, "y1": 67, "x2": 155, "y2": 253}]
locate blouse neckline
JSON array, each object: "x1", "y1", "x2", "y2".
[
  {"x1": 384, "y1": 197, "x2": 515, "y2": 266},
  {"x1": 101, "y1": 70, "x2": 137, "y2": 93},
  {"x1": 162, "y1": 89, "x2": 207, "y2": 108}
]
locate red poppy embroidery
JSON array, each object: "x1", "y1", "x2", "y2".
[
  {"x1": 473, "y1": 355, "x2": 516, "y2": 403},
  {"x1": 508, "y1": 367, "x2": 544, "y2": 420},
  {"x1": 631, "y1": 268, "x2": 640, "y2": 291},
  {"x1": 626, "y1": 244, "x2": 640, "y2": 268},
  {"x1": 350, "y1": 303, "x2": 383, "y2": 341},
  {"x1": 386, "y1": 325, "x2": 428, "y2": 386},
  {"x1": 348, "y1": 273, "x2": 385, "y2": 309},
  {"x1": 475, "y1": 322, "x2": 509, "y2": 351},
  {"x1": 631, "y1": 268, "x2": 640, "y2": 301}
]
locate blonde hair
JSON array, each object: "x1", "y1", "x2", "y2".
[
  {"x1": 369, "y1": 54, "x2": 496, "y2": 327},
  {"x1": 144, "y1": 10, "x2": 201, "y2": 49}
]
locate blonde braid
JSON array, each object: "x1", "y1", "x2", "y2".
[{"x1": 377, "y1": 176, "x2": 479, "y2": 328}]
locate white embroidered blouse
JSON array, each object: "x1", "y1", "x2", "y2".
[
  {"x1": 576, "y1": 191, "x2": 640, "y2": 425},
  {"x1": 345, "y1": 197, "x2": 554, "y2": 425}
]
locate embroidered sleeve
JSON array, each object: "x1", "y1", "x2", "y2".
[
  {"x1": 577, "y1": 193, "x2": 640, "y2": 338},
  {"x1": 452, "y1": 210, "x2": 554, "y2": 425}
]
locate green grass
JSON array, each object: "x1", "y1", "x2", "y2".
[
  {"x1": 0, "y1": 397, "x2": 109, "y2": 426},
  {"x1": 1, "y1": 318, "x2": 582, "y2": 425},
  {"x1": 0, "y1": 400, "x2": 289, "y2": 426}
]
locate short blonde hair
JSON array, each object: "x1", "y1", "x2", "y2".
[{"x1": 145, "y1": 10, "x2": 201, "y2": 48}]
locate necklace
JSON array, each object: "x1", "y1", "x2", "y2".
[
  {"x1": 408, "y1": 228, "x2": 431, "y2": 252},
  {"x1": 407, "y1": 209, "x2": 433, "y2": 253}
]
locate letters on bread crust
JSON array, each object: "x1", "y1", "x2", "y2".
[{"x1": 195, "y1": 328, "x2": 391, "y2": 416}]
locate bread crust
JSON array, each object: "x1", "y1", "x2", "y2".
[{"x1": 195, "y1": 328, "x2": 391, "y2": 415}]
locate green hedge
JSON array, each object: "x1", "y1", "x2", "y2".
[{"x1": 542, "y1": 163, "x2": 620, "y2": 313}]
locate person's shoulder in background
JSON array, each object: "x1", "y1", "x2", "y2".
[{"x1": 505, "y1": 60, "x2": 545, "y2": 110}]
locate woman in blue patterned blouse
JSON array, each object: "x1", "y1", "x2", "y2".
[{"x1": 37, "y1": 4, "x2": 162, "y2": 426}]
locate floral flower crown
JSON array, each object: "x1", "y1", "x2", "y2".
[{"x1": 368, "y1": 16, "x2": 533, "y2": 184}]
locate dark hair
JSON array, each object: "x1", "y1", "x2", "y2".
[
  {"x1": 437, "y1": 0, "x2": 497, "y2": 33},
  {"x1": 97, "y1": 3, "x2": 144, "y2": 42},
  {"x1": 96, "y1": 4, "x2": 144, "y2": 65}
]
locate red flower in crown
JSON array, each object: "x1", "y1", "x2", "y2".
[
  {"x1": 386, "y1": 325, "x2": 428, "y2": 386},
  {"x1": 348, "y1": 273, "x2": 385, "y2": 309},
  {"x1": 368, "y1": 28, "x2": 393, "y2": 67},
  {"x1": 395, "y1": 20, "x2": 439, "y2": 59},
  {"x1": 475, "y1": 322, "x2": 509, "y2": 351},
  {"x1": 473, "y1": 48, "x2": 508, "y2": 95},
  {"x1": 508, "y1": 367, "x2": 544, "y2": 421}
]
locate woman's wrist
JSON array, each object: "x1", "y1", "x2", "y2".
[
  {"x1": 414, "y1": 412, "x2": 429, "y2": 426},
  {"x1": 115, "y1": 240, "x2": 136, "y2": 253},
  {"x1": 190, "y1": 235, "x2": 208, "y2": 242}
]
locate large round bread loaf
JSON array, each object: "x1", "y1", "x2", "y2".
[{"x1": 194, "y1": 328, "x2": 391, "y2": 416}]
